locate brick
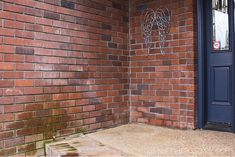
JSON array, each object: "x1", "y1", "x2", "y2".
[
  {"x1": 83, "y1": 105, "x2": 95, "y2": 112},
  {"x1": 150, "y1": 107, "x2": 172, "y2": 115},
  {"x1": 108, "y1": 42, "x2": 117, "y2": 48},
  {"x1": 35, "y1": 94, "x2": 52, "y2": 102},
  {"x1": 25, "y1": 103, "x2": 43, "y2": 111},
  {"x1": 17, "y1": 143, "x2": 36, "y2": 153},
  {"x1": 4, "y1": 104, "x2": 24, "y2": 113},
  {"x1": 15, "y1": 47, "x2": 34, "y2": 55},
  {"x1": 0, "y1": 147, "x2": 16, "y2": 156},
  {"x1": 101, "y1": 23, "x2": 112, "y2": 30},
  {"x1": 15, "y1": 80, "x2": 34, "y2": 87},
  {"x1": 101, "y1": 34, "x2": 112, "y2": 41},
  {"x1": 4, "y1": 54, "x2": 25, "y2": 62},
  {"x1": 3, "y1": 2, "x2": 24, "y2": 13},
  {"x1": 0, "y1": 80, "x2": 14, "y2": 88},
  {"x1": 3, "y1": 72, "x2": 24, "y2": 79},
  {"x1": 136, "y1": 4, "x2": 147, "y2": 11},
  {"x1": 44, "y1": 11, "x2": 60, "y2": 20},
  {"x1": 16, "y1": 128, "x2": 36, "y2": 137},
  {"x1": 112, "y1": 2, "x2": 122, "y2": 9},
  {"x1": 0, "y1": 62, "x2": 14, "y2": 70},
  {"x1": 16, "y1": 63, "x2": 34, "y2": 71},
  {"x1": 0, "y1": 97, "x2": 14, "y2": 105},
  {"x1": 25, "y1": 134, "x2": 43, "y2": 143},
  {"x1": 53, "y1": 93, "x2": 69, "y2": 100},
  {"x1": 15, "y1": 96, "x2": 34, "y2": 104},
  {"x1": 123, "y1": 16, "x2": 129, "y2": 22},
  {"x1": 25, "y1": 24, "x2": 43, "y2": 32},
  {"x1": 35, "y1": 80, "x2": 52, "y2": 86},
  {"x1": 25, "y1": 7, "x2": 42, "y2": 17},
  {"x1": 4, "y1": 88, "x2": 23, "y2": 96},
  {"x1": 16, "y1": 111, "x2": 34, "y2": 120},
  {"x1": 0, "y1": 131, "x2": 14, "y2": 140},
  {"x1": 143, "y1": 67, "x2": 155, "y2": 72},
  {"x1": 61, "y1": 0, "x2": 75, "y2": 9},
  {"x1": 25, "y1": 72, "x2": 42, "y2": 78},
  {"x1": 24, "y1": 87, "x2": 43, "y2": 95}
]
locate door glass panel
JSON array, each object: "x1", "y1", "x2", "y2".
[{"x1": 212, "y1": 0, "x2": 229, "y2": 51}]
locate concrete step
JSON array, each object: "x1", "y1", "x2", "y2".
[{"x1": 45, "y1": 135, "x2": 129, "y2": 157}]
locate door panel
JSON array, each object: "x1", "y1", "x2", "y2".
[
  {"x1": 213, "y1": 66, "x2": 230, "y2": 102},
  {"x1": 205, "y1": 0, "x2": 234, "y2": 129}
]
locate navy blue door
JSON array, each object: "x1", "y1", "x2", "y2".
[{"x1": 205, "y1": 0, "x2": 234, "y2": 131}]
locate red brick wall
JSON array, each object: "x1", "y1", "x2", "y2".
[
  {"x1": 129, "y1": 0, "x2": 197, "y2": 129},
  {"x1": 0, "y1": 0, "x2": 129, "y2": 156}
]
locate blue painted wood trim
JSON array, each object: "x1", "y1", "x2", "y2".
[{"x1": 197, "y1": 0, "x2": 205, "y2": 129}]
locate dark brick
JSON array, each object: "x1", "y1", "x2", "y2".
[
  {"x1": 137, "y1": 84, "x2": 149, "y2": 90},
  {"x1": 44, "y1": 11, "x2": 60, "y2": 20},
  {"x1": 162, "y1": 60, "x2": 172, "y2": 65},
  {"x1": 15, "y1": 47, "x2": 34, "y2": 55},
  {"x1": 143, "y1": 102, "x2": 155, "y2": 107},
  {"x1": 109, "y1": 55, "x2": 118, "y2": 60},
  {"x1": 61, "y1": 0, "x2": 75, "y2": 9},
  {"x1": 143, "y1": 67, "x2": 155, "y2": 72},
  {"x1": 136, "y1": 4, "x2": 147, "y2": 11},
  {"x1": 44, "y1": 0, "x2": 60, "y2": 5},
  {"x1": 112, "y1": 2, "x2": 122, "y2": 10},
  {"x1": 150, "y1": 107, "x2": 172, "y2": 115},
  {"x1": 89, "y1": 98, "x2": 101, "y2": 104},
  {"x1": 96, "y1": 116, "x2": 105, "y2": 122},
  {"x1": 108, "y1": 43, "x2": 117, "y2": 48},
  {"x1": 101, "y1": 23, "x2": 112, "y2": 30},
  {"x1": 101, "y1": 34, "x2": 112, "y2": 41},
  {"x1": 119, "y1": 44, "x2": 128, "y2": 50},
  {"x1": 113, "y1": 61, "x2": 122, "y2": 66},
  {"x1": 131, "y1": 90, "x2": 142, "y2": 95},
  {"x1": 130, "y1": 40, "x2": 135, "y2": 44},
  {"x1": 76, "y1": 17, "x2": 87, "y2": 25},
  {"x1": 123, "y1": 16, "x2": 129, "y2": 22}
]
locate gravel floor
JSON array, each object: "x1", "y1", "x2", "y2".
[{"x1": 88, "y1": 123, "x2": 235, "y2": 156}]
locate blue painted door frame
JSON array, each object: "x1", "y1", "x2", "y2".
[{"x1": 197, "y1": 0, "x2": 235, "y2": 132}]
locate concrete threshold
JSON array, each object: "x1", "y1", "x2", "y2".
[{"x1": 46, "y1": 123, "x2": 235, "y2": 157}]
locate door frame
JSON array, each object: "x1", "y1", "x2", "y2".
[{"x1": 197, "y1": 0, "x2": 235, "y2": 132}]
